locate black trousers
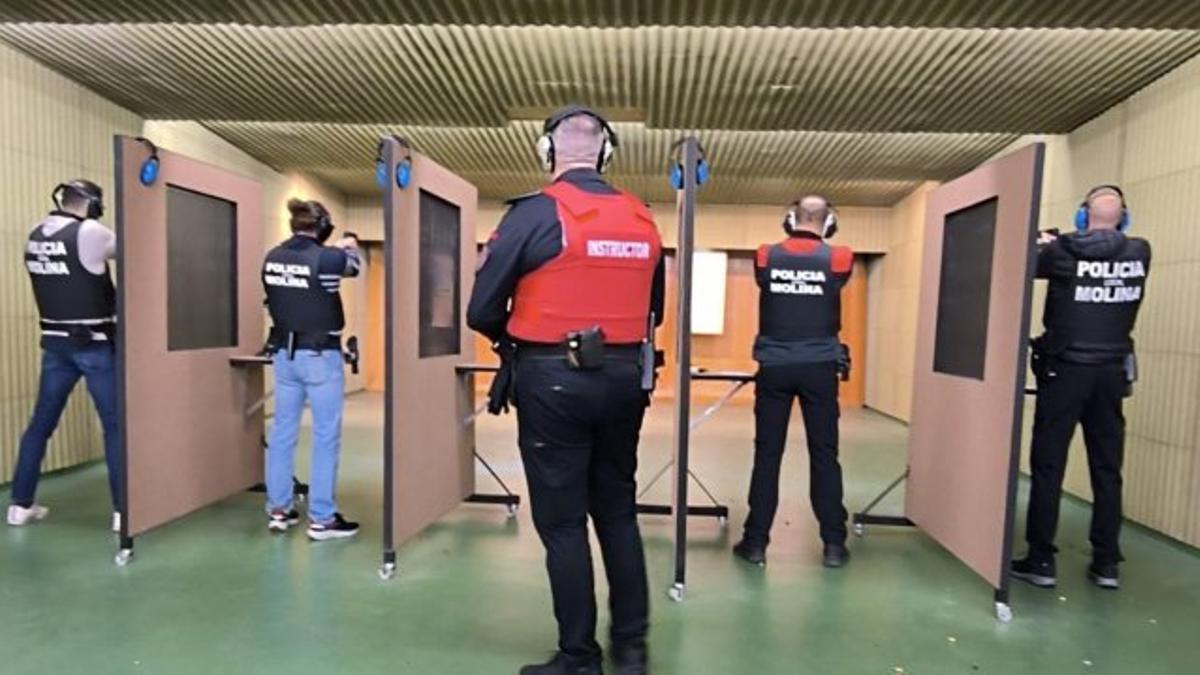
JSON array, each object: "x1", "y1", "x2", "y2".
[
  {"x1": 1026, "y1": 361, "x2": 1127, "y2": 566},
  {"x1": 743, "y1": 361, "x2": 848, "y2": 547},
  {"x1": 515, "y1": 353, "x2": 650, "y2": 667}
]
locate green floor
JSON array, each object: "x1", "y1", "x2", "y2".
[{"x1": 3, "y1": 391, "x2": 1198, "y2": 674}]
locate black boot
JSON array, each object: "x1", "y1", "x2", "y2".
[
  {"x1": 733, "y1": 540, "x2": 767, "y2": 567},
  {"x1": 611, "y1": 641, "x2": 648, "y2": 675},
  {"x1": 822, "y1": 543, "x2": 850, "y2": 568},
  {"x1": 519, "y1": 653, "x2": 603, "y2": 675},
  {"x1": 1088, "y1": 562, "x2": 1120, "y2": 590}
]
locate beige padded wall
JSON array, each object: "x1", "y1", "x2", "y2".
[
  {"x1": 864, "y1": 182, "x2": 939, "y2": 420},
  {"x1": 384, "y1": 142, "x2": 478, "y2": 550},
  {"x1": 906, "y1": 144, "x2": 1042, "y2": 588},
  {"x1": 115, "y1": 136, "x2": 264, "y2": 537},
  {"x1": 1014, "y1": 54, "x2": 1200, "y2": 547},
  {"x1": 346, "y1": 198, "x2": 893, "y2": 253},
  {"x1": 0, "y1": 43, "x2": 143, "y2": 484}
]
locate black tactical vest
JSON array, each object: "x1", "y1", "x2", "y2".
[
  {"x1": 1042, "y1": 236, "x2": 1150, "y2": 364},
  {"x1": 25, "y1": 219, "x2": 116, "y2": 339},
  {"x1": 758, "y1": 242, "x2": 841, "y2": 340},
  {"x1": 262, "y1": 238, "x2": 345, "y2": 342}
]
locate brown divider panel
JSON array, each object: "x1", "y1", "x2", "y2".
[
  {"x1": 115, "y1": 136, "x2": 264, "y2": 538},
  {"x1": 383, "y1": 139, "x2": 477, "y2": 551},
  {"x1": 905, "y1": 143, "x2": 1043, "y2": 589}
]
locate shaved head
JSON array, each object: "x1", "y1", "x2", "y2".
[
  {"x1": 1087, "y1": 187, "x2": 1124, "y2": 230},
  {"x1": 551, "y1": 113, "x2": 606, "y2": 176}
]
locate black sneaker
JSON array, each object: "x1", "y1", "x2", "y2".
[
  {"x1": 823, "y1": 543, "x2": 850, "y2": 569},
  {"x1": 733, "y1": 540, "x2": 767, "y2": 567},
  {"x1": 267, "y1": 509, "x2": 300, "y2": 533},
  {"x1": 1088, "y1": 562, "x2": 1120, "y2": 590},
  {"x1": 519, "y1": 652, "x2": 603, "y2": 675},
  {"x1": 306, "y1": 513, "x2": 360, "y2": 541},
  {"x1": 1011, "y1": 556, "x2": 1057, "y2": 588},
  {"x1": 610, "y1": 641, "x2": 647, "y2": 675}
]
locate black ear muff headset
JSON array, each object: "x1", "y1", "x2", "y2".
[
  {"x1": 536, "y1": 105, "x2": 617, "y2": 174},
  {"x1": 1075, "y1": 184, "x2": 1130, "y2": 232},
  {"x1": 134, "y1": 137, "x2": 160, "y2": 186},
  {"x1": 312, "y1": 203, "x2": 335, "y2": 244},
  {"x1": 375, "y1": 135, "x2": 413, "y2": 190},
  {"x1": 52, "y1": 179, "x2": 105, "y2": 220},
  {"x1": 668, "y1": 138, "x2": 711, "y2": 190},
  {"x1": 783, "y1": 196, "x2": 839, "y2": 239}
]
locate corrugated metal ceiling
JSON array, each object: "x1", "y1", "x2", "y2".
[
  {"x1": 1, "y1": 0, "x2": 1198, "y2": 29},
  {"x1": 0, "y1": 9, "x2": 1197, "y2": 204}
]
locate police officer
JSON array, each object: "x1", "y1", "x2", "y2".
[
  {"x1": 467, "y1": 106, "x2": 664, "y2": 675},
  {"x1": 8, "y1": 180, "x2": 120, "y2": 531},
  {"x1": 261, "y1": 199, "x2": 361, "y2": 541},
  {"x1": 733, "y1": 195, "x2": 852, "y2": 569},
  {"x1": 1012, "y1": 185, "x2": 1150, "y2": 591}
]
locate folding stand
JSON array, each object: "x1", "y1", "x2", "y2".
[
  {"x1": 634, "y1": 370, "x2": 751, "y2": 523},
  {"x1": 453, "y1": 363, "x2": 523, "y2": 516}
]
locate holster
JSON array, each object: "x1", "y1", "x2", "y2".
[
  {"x1": 566, "y1": 326, "x2": 606, "y2": 370},
  {"x1": 487, "y1": 340, "x2": 517, "y2": 415},
  {"x1": 836, "y1": 343, "x2": 852, "y2": 382}
]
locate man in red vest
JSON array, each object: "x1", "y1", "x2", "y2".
[
  {"x1": 733, "y1": 195, "x2": 853, "y2": 569},
  {"x1": 468, "y1": 106, "x2": 664, "y2": 675}
]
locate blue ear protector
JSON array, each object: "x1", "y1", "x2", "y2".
[
  {"x1": 668, "y1": 138, "x2": 710, "y2": 190},
  {"x1": 375, "y1": 136, "x2": 413, "y2": 190},
  {"x1": 1075, "y1": 184, "x2": 1130, "y2": 233},
  {"x1": 134, "y1": 137, "x2": 160, "y2": 186}
]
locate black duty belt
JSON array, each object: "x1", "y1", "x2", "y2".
[{"x1": 517, "y1": 342, "x2": 642, "y2": 362}]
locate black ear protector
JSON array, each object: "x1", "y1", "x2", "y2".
[
  {"x1": 52, "y1": 179, "x2": 105, "y2": 220},
  {"x1": 536, "y1": 105, "x2": 618, "y2": 174},
  {"x1": 1075, "y1": 184, "x2": 1130, "y2": 232},
  {"x1": 313, "y1": 203, "x2": 335, "y2": 244},
  {"x1": 375, "y1": 135, "x2": 413, "y2": 190},
  {"x1": 782, "y1": 196, "x2": 838, "y2": 238},
  {"x1": 668, "y1": 138, "x2": 710, "y2": 190},
  {"x1": 134, "y1": 137, "x2": 160, "y2": 186}
]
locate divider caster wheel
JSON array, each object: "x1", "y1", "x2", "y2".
[
  {"x1": 115, "y1": 549, "x2": 134, "y2": 567},
  {"x1": 667, "y1": 583, "x2": 685, "y2": 603},
  {"x1": 378, "y1": 562, "x2": 397, "y2": 581},
  {"x1": 995, "y1": 602, "x2": 1014, "y2": 623},
  {"x1": 853, "y1": 522, "x2": 865, "y2": 537},
  {"x1": 505, "y1": 504, "x2": 518, "y2": 519}
]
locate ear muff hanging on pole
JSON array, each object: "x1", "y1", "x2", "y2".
[
  {"x1": 1075, "y1": 184, "x2": 1130, "y2": 233},
  {"x1": 134, "y1": 137, "x2": 160, "y2": 187},
  {"x1": 375, "y1": 135, "x2": 414, "y2": 190},
  {"x1": 537, "y1": 105, "x2": 618, "y2": 174},
  {"x1": 668, "y1": 138, "x2": 710, "y2": 190}
]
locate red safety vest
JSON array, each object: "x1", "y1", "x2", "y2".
[{"x1": 507, "y1": 181, "x2": 662, "y2": 344}]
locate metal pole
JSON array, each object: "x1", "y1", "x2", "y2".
[{"x1": 668, "y1": 137, "x2": 700, "y2": 602}]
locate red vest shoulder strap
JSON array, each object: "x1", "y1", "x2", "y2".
[{"x1": 830, "y1": 245, "x2": 854, "y2": 274}]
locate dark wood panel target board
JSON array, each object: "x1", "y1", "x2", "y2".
[
  {"x1": 113, "y1": 136, "x2": 265, "y2": 565},
  {"x1": 906, "y1": 143, "x2": 1044, "y2": 620},
  {"x1": 379, "y1": 138, "x2": 478, "y2": 579}
]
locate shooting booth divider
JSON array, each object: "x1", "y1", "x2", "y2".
[
  {"x1": 379, "y1": 137, "x2": 481, "y2": 580},
  {"x1": 853, "y1": 142, "x2": 1044, "y2": 622},
  {"x1": 113, "y1": 135, "x2": 265, "y2": 565}
]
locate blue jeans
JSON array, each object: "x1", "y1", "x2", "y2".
[
  {"x1": 11, "y1": 343, "x2": 121, "y2": 508},
  {"x1": 266, "y1": 349, "x2": 345, "y2": 523}
]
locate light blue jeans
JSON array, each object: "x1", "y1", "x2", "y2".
[{"x1": 266, "y1": 349, "x2": 345, "y2": 524}]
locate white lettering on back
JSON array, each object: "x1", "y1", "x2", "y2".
[{"x1": 586, "y1": 240, "x2": 651, "y2": 259}]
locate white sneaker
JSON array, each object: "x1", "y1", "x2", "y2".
[
  {"x1": 7, "y1": 504, "x2": 49, "y2": 526},
  {"x1": 112, "y1": 512, "x2": 121, "y2": 533}
]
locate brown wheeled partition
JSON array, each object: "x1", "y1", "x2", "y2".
[
  {"x1": 852, "y1": 143, "x2": 1045, "y2": 622},
  {"x1": 378, "y1": 137, "x2": 481, "y2": 580},
  {"x1": 113, "y1": 136, "x2": 265, "y2": 565}
]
